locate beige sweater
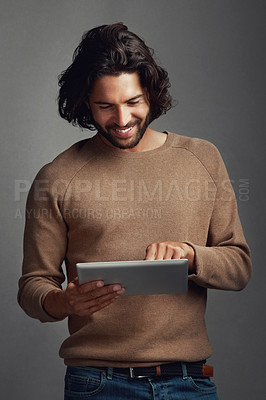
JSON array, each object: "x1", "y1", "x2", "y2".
[{"x1": 18, "y1": 132, "x2": 252, "y2": 367}]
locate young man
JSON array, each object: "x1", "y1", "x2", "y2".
[{"x1": 18, "y1": 23, "x2": 252, "y2": 399}]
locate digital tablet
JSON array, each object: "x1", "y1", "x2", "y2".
[{"x1": 76, "y1": 259, "x2": 188, "y2": 296}]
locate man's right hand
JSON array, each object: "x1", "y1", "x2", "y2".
[{"x1": 43, "y1": 278, "x2": 125, "y2": 319}]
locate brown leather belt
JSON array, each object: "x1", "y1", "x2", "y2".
[{"x1": 104, "y1": 361, "x2": 213, "y2": 379}]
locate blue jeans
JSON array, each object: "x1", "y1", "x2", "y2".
[{"x1": 64, "y1": 364, "x2": 219, "y2": 399}]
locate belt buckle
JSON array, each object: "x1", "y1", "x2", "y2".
[{"x1": 129, "y1": 367, "x2": 147, "y2": 379}]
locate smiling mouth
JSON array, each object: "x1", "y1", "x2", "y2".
[{"x1": 112, "y1": 125, "x2": 135, "y2": 138}]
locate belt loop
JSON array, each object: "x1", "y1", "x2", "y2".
[
  {"x1": 181, "y1": 362, "x2": 188, "y2": 380},
  {"x1": 107, "y1": 367, "x2": 113, "y2": 380}
]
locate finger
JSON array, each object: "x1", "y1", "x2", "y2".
[
  {"x1": 67, "y1": 282, "x2": 124, "y2": 312},
  {"x1": 145, "y1": 243, "x2": 157, "y2": 260},
  {"x1": 154, "y1": 243, "x2": 166, "y2": 260},
  {"x1": 82, "y1": 284, "x2": 123, "y2": 302},
  {"x1": 68, "y1": 290, "x2": 117, "y2": 314},
  {"x1": 163, "y1": 244, "x2": 174, "y2": 259},
  {"x1": 75, "y1": 288, "x2": 125, "y2": 316},
  {"x1": 66, "y1": 280, "x2": 100, "y2": 306},
  {"x1": 67, "y1": 277, "x2": 79, "y2": 290},
  {"x1": 172, "y1": 246, "x2": 185, "y2": 259},
  {"x1": 78, "y1": 280, "x2": 105, "y2": 294},
  {"x1": 84, "y1": 289, "x2": 124, "y2": 309}
]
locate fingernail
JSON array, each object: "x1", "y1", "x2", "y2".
[
  {"x1": 97, "y1": 281, "x2": 104, "y2": 287},
  {"x1": 113, "y1": 285, "x2": 122, "y2": 292},
  {"x1": 116, "y1": 288, "x2": 125, "y2": 295}
]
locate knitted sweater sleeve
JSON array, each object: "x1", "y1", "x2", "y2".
[
  {"x1": 17, "y1": 164, "x2": 68, "y2": 322},
  {"x1": 186, "y1": 141, "x2": 252, "y2": 290}
]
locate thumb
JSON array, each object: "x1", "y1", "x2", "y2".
[{"x1": 68, "y1": 276, "x2": 79, "y2": 289}]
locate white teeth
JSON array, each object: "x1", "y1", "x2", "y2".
[{"x1": 115, "y1": 127, "x2": 132, "y2": 133}]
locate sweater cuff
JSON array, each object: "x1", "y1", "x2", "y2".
[
  {"x1": 183, "y1": 241, "x2": 204, "y2": 280},
  {"x1": 19, "y1": 285, "x2": 66, "y2": 323}
]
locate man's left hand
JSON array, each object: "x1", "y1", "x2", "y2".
[{"x1": 145, "y1": 241, "x2": 196, "y2": 273}]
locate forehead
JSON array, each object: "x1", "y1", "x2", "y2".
[{"x1": 89, "y1": 72, "x2": 145, "y2": 102}]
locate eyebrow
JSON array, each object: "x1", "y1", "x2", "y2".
[{"x1": 93, "y1": 94, "x2": 144, "y2": 105}]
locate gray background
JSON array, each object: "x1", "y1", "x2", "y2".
[{"x1": 1, "y1": 0, "x2": 265, "y2": 399}]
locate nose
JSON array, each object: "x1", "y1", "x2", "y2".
[{"x1": 113, "y1": 106, "x2": 131, "y2": 127}]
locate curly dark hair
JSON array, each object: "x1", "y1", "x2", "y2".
[{"x1": 58, "y1": 23, "x2": 173, "y2": 130}]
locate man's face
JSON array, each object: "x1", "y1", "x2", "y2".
[{"x1": 88, "y1": 73, "x2": 151, "y2": 150}]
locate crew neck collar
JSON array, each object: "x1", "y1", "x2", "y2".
[{"x1": 91, "y1": 131, "x2": 174, "y2": 158}]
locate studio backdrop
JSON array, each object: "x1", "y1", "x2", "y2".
[{"x1": 1, "y1": 1, "x2": 265, "y2": 399}]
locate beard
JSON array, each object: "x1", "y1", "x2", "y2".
[{"x1": 92, "y1": 113, "x2": 151, "y2": 150}]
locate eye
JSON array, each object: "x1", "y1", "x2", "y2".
[
  {"x1": 127, "y1": 100, "x2": 139, "y2": 106},
  {"x1": 99, "y1": 104, "x2": 112, "y2": 110}
]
